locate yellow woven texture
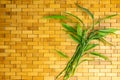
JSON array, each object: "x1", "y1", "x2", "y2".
[{"x1": 0, "y1": 0, "x2": 120, "y2": 80}]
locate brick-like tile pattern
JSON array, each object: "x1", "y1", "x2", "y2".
[{"x1": 0, "y1": 0, "x2": 120, "y2": 80}]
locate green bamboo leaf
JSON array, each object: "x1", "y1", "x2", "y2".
[
  {"x1": 77, "y1": 24, "x2": 82, "y2": 36},
  {"x1": 84, "y1": 44, "x2": 99, "y2": 51},
  {"x1": 97, "y1": 31, "x2": 109, "y2": 37},
  {"x1": 93, "y1": 34, "x2": 106, "y2": 39},
  {"x1": 95, "y1": 14, "x2": 118, "y2": 25},
  {"x1": 55, "y1": 49, "x2": 69, "y2": 58},
  {"x1": 90, "y1": 52, "x2": 108, "y2": 60},
  {"x1": 62, "y1": 29, "x2": 82, "y2": 41},
  {"x1": 62, "y1": 23, "x2": 76, "y2": 34},
  {"x1": 87, "y1": 30, "x2": 96, "y2": 40},
  {"x1": 99, "y1": 38, "x2": 114, "y2": 46},
  {"x1": 99, "y1": 28, "x2": 119, "y2": 33},
  {"x1": 64, "y1": 12, "x2": 85, "y2": 27},
  {"x1": 80, "y1": 30, "x2": 87, "y2": 45},
  {"x1": 93, "y1": 28, "x2": 119, "y2": 39},
  {"x1": 69, "y1": 34, "x2": 81, "y2": 44},
  {"x1": 93, "y1": 32, "x2": 110, "y2": 39},
  {"x1": 75, "y1": 3, "x2": 94, "y2": 19},
  {"x1": 56, "y1": 68, "x2": 66, "y2": 80},
  {"x1": 79, "y1": 58, "x2": 94, "y2": 64},
  {"x1": 44, "y1": 15, "x2": 67, "y2": 19},
  {"x1": 82, "y1": 30, "x2": 87, "y2": 39}
]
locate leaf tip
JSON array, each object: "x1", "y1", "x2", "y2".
[{"x1": 55, "y1": 49, "x2": 69, "y2": 58}]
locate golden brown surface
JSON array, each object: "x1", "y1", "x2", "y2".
[{"x1": 0, "y1": 0, "x2": 120, "y2": 80}]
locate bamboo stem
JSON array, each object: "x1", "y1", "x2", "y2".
[{"x1": 63, "y1": 45, "x2": 83, "y2": 80}]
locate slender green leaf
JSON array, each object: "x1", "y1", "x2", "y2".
[
  {"x1": 44, "y1": 15, "x2": 67, "y2": 19},
  {"x1": 81, "y1": 30, "x2": 87, "y2": 40},
  {"x1": 62, "y1": 29, "x2": 82, "y2": 42},
  {"x1": 98, "y1": 31, "x2": 109, "y2": 37},
  {"x1": 93, "y1": 32, "x2": 109, "y2": 39},
  {"x1": 93, "y1": 28, "x2": 119, "y2": 39},
  {"x1": 55, "y1": 49, "x2": 69, "y2": 58},
  {"x1": 87, "y1": 30, "x2": 96, "y2": 40},
  {"x1": 62, "y1": 23, "x2": 76, "y2": 34},
  {"x1": 79, "y1": 58, "x2": 94, "y2": 64},
  {"x1": 80, "y1": 30, "x2": 87, "y2": 45},
  {"x1": 75, "y1": 3, "x2": 94, "y2": 19},
  {"x1": 64, "y1": 12, "x2": 85, "y2": 27},
  {"x1": 84, "y1": 44, "x2": 99, "y2": 51},
  {"x1": 77, "y1": 24, "x2": 82, "y2": 36},
  {"x1": 56, "y1": 68, "x2": 66, "y2": 80},
  {"x1": 99, "y1": 38, "x2": 114, "y2": 46},
  {"x1": 69, "y1": 34, "x2": 81, "y2": 44},
  {"x1": 99, "y1": 28, "x2": 119, "y2": 33},
  {"x1": 95, "y1": 14, "x2": 118, "y2": 25},
  {"x1": 90, "y1": 52, "x2": 108, "y2": 60}
]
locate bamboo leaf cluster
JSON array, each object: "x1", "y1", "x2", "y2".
[{"x1": 44, "y1": 3, "x2": 119, "y2": 80}]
